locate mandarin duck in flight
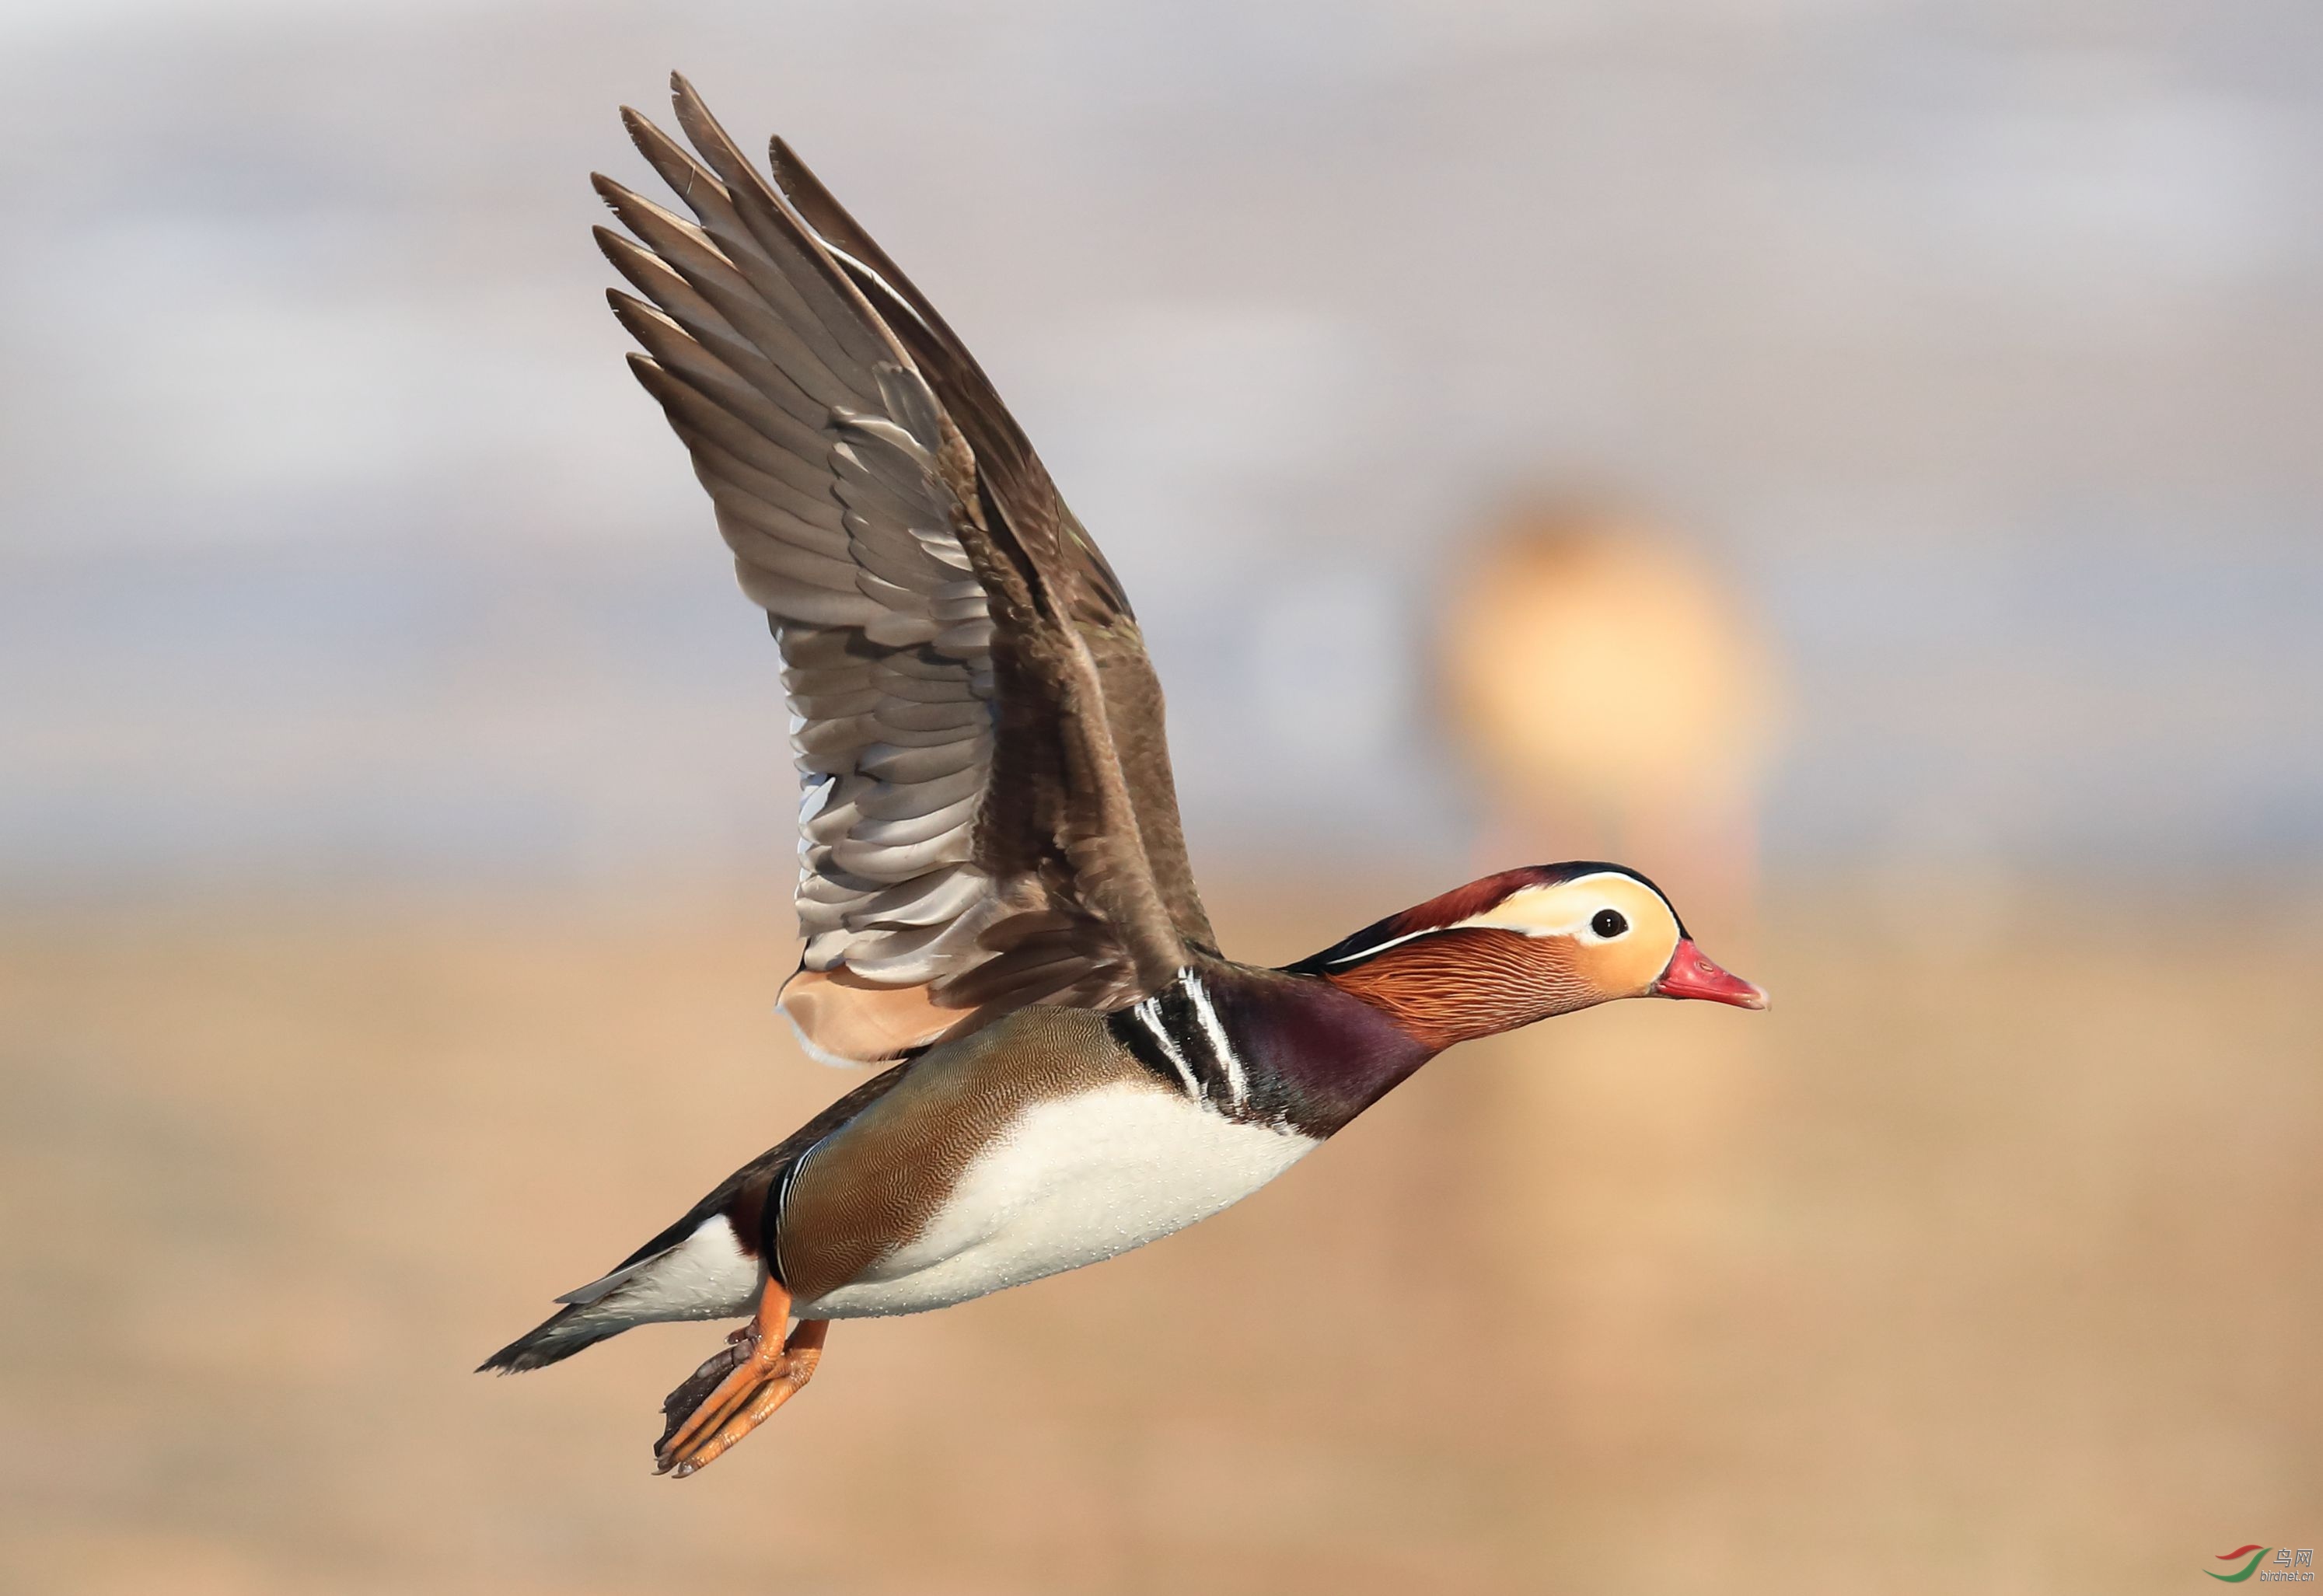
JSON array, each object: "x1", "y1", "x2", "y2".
[{"x1": 480, "y1": 75, "x2": 1769, "y2": 1476}]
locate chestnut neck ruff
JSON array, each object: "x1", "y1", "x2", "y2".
[{"x1": 1302, "y1": 927, "x2": 1600, "y2": 1053}]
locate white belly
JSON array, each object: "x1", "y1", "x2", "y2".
[{"x1": 797, "y1": 1084, "x2": 1317, "y2": 1319}]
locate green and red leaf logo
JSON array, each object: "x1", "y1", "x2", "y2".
[{"x1": 2210, "y1": 1546, "x2": 2271, "y2": 1583}]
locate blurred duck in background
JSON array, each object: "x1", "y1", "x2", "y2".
[
  {"x1": 1434, "y1": 504, "x2": 1785, "y2": 1441},
  {"x1": 479, "y1": 78, "x2": 1767, "y2": 1477}
]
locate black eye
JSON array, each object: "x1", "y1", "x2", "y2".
[{"x1": 1591, "y1": 909, "x2": 1627, "y2": 938}]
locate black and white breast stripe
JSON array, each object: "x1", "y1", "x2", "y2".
[{"x1": 1107, "y1": 969, "x2": 1254, "y2": 1115}]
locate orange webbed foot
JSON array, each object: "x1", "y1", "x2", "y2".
[{"x1": 653, "y1": 1284, "x2": 828, "y2": 1479}]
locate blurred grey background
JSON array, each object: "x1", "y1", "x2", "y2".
[{"x1": 4, "y1": 0, "x2": 2317, "y2": 899}]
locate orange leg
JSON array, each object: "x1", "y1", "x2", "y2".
[{"x1": 654, "y1": 1280, "x2": 830, "y2": 1479}]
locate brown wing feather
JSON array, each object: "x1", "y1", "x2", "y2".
[
  {"x1": 599, "y1": 75, "x2": 1214, "y2": 1060},
  {"x1": 764, "y1": 135, "x2": 1217, "y2": 959}
]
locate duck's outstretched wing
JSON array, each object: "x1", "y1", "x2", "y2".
[{"x1": 597, "y1": 75, "x2": 1216, "y2": 1063}]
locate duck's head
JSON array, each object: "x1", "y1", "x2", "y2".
[{"x1": 1287, "y1": 863, "x2": 1767, "y2": 1050}]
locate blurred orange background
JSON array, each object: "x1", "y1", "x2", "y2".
[{"x1": 2, "y1": 3, "x2": 2318, "y2": 1592}]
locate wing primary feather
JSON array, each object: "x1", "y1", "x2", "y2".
[
  {"x1": 604, "y1": 292, "x2": 826, "y2": 473},
  {"x1": 593, "y1": 173, "x2": 861, "y2": 417},
  {"x1": 676, "y1": 433, "x2": 851, "y2": 545},
  {"x1": 620, "y1": 107, "x2": 883, "y2": 408},
  {"x1": 625, "y1": 357, "x2": 841, "y2": 524},
  {"x1": 666, "y1": 75, "x2": 906, "y2": 377},
  {"x1": 765, "y1": 136, "x2": 983, "y2": 392},
  {"x1": 595, "y1": 229, "x2": 834, "y2": 438}
]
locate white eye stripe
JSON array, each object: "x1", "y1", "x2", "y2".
[
  {"x1": 1324, "y1": 927, "x2": 1433, "y2": 966},
  {"x1": 1325, "y1": 873, "x2": 1666, "y2": 962},
  {"x1": 1323, "y1": 905, "x2": 1594, "y2": 963},
  {"x1": 1464, "y1": 876, "x2": 1644, "y2": 940}
]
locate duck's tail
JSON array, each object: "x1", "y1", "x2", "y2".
[
  {"x1": 477, "y1": 1062, "x2": 911, "y2": 1381},
  {"x1": 476, "y1": 1207, "x2": 767, "y2": 1375},
  {"x1": 477, "y1": 1303, "x2": 628, "y2": 1374}
]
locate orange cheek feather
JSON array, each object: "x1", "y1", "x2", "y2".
[{"x1": 1323, "y1": 930, "x2": 1598, "y2": 1050}]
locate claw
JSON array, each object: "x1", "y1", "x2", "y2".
[{"x1": 655, "y1": 1336, "x2": 753, "y2": 1461}]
